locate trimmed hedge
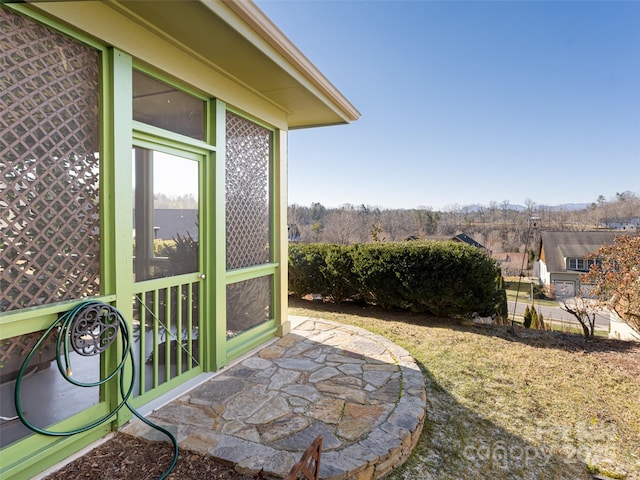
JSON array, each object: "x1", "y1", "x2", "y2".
[{"x1": 289, "y1": 241, "x2": 507, "y2": 319}]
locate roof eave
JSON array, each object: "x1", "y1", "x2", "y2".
[
  {"x1": 19, "y1": 0, "x2": 358, "y2": 128},
  {"x1": 221, "y1": 0, "x2": 361, "y2": 126}
]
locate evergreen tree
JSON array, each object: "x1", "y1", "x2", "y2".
[{"x1": 523, "y1": 305, "x2": 532, "y2": 328}]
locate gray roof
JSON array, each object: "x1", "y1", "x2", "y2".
[
  {"x1": 538, "y1": 231, "x2": 619, "y2": 273},
  {"x1": 452, "y1": 233, "x2": 486, "y2": 250},
  {"x1": 133, "y1": 209, "x2": 199, "y2": 241}
]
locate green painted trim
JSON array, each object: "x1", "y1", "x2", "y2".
[
  {"x1": 132, "y1": 273, "x2": 202, "y2": 294},
  {"x1": 0, "y1": 426, "x2": 109, "y2": 480},
  {"x1": 109, "y1": 48, "x2": 134, "y2": 430},
  {"x1": 226, "y1": 264, "x2": 278, "y2": 284},
  {"x1": 99, "y1": 47, "x2": 118, "y2": 434},
  {"x1": 100, "y1": 41, "x2": 115, "y2": 299},
  {"x1": 0, "y1": 403, "x2": 111, "y2": 479},
  {"x1": 127, "y1": 367, "x2": 202, "y2": 409},
  {"x1": 226, "y1": 319, "x2": 276, "y2": 350},
  {"x1": 268, "y1": 127, "x2": 280, "y2": 331},
  {"x1": 110, "y1": 48, "x2": 134, "y2": 311},
  {"x1": 199, "y1": 101, "x2": 216, "y2": 373},
  {"x1": 196, "y1": 99, "x2": 218, "y2": 375},
  {"x1": 133, "y1": 122, "x2": 216, "y2": 154},
  {"x1": 269, "y1": 128, "x2": 277, "y2": 266},
  {"x1": 273, "y1": 129, "x2": 289, "y2": 337},
  {"x1": 226, "y1": 322, "x2": 277, "y2": 362},
  {"x1": 0, "y1": 296, "x2": 117, "y2": 339}
]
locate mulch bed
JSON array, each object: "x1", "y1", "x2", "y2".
[{"x1": 42, "y1": 433, "x2": 261, "y2": 480}]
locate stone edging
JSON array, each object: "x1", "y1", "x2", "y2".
[{"x1": 301, "y1": 319, "x2": 427, "y2": 480}]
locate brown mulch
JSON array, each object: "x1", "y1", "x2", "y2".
[{"x1": 43, "y1": 433, "x2": 261, "y2": 480}]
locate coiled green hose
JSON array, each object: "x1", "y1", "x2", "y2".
[{"x1": 14, "y1": 300, "x2": 178, "y2": 480}]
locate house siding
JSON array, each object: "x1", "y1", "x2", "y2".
[{"x1": 534, "y1": 231, "x2": 620, "y2": 298}]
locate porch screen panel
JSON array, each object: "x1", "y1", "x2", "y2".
[
  {"x1": 0, "y1": 7, "x2": 100, "y2": 312},
  {"x1": 226, "y1": 276, "x2": 272, "y2": 339},
  {"x1": 133, "y1": 70, "x2": 205, "y2": 141},
  {"x1": 225, "y1": 112, "x2": 271, "y2": 270}
]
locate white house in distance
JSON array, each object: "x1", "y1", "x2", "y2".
[
  {"x1": 534, "y1": 231, "x2": 640, "y2": 341},
  {"x1": 533, "y1": 231, "x2": 620, "y2": 298}
]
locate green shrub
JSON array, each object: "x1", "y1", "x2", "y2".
[
  {"x1": 289, "y1": 241, "x2": 504, "y2": 319},
  {"x1": 160, "y1": 233, "x2": 198, "y2": 275},
  {"x1": 391, "y1": 241, "x2": 500, "y2": 317},
  {"x1": 288, "y1": 244, "x2": 328, "y2": 298},
  {"x1": 321, "y1": 245, "x2": 359, "y2": 303},
  {"x1": 350, "y1": 243, "x2": 409, "y2": 309},
  {"x1": 494, "y1": 274, "x2": 509, "y2": 324},
  {"x1": 532, "y1": 283, "x2": 547, "y2": 299}
]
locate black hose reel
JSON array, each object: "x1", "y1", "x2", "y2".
[{"x1": 14, "y1": 301, "x2": 178, "y2": 479}]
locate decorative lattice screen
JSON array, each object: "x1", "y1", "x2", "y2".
[
  {"x1": 0, "y1": 7, "x2": 101, "y2": 312},
  {"x1": 225, "y1": 112, "x2": 271, "y2": 270}
]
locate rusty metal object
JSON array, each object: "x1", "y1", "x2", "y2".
[{"x1": 284, "y1": 435, "x2": 323, "y2": 480}]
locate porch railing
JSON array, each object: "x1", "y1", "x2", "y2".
[{"x1": 132, "y1": 275, "x2": 201, "y2": 400}]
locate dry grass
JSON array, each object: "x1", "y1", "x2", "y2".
[{"x1": 289, "y1": 298, "x2": 640, "y2": 480}]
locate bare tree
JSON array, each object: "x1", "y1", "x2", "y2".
[
  {"x1": 561, "y1": 296, "x2": 598, "y2": 339},
  {"x1": 582, "y1": 235, "x2": 640, "y2": 332},
  {"x1": 324, "y1": 208, "x2": 358, "y2": 245}
]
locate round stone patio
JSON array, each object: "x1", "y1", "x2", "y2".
[{"x1": 123, "y1": 317, "x2": 426, "y2": 479}]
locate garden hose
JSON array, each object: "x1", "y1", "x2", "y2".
[{"x1": 13, "y1": 300, "x2": 178, "y2": 480}]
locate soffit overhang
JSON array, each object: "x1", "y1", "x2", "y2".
[{"x1": 112, "y1": 0, "x2": 360, "y2": 128}]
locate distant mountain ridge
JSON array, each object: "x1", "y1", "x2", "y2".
[{"x1": 459, "y1": 203, "x2": 591, "y2": 213}]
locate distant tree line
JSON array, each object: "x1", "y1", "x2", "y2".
[
  {"x1": 153, "y1": 193, "x2": 198, "y2": 209},
  {"x1": 288, "y1": 191, "x2": 640, "y2": 254}
]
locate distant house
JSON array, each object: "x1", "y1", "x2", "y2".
[
  {"x1": 451, "y1": 233, "x2": 486, "y2": 250},
  {"x1": 599, "y1": 217, "x2": 639, "y2": 231},
  {"x1": 493, "y1": 252, "x2": 527, "y2": 277},
  {"x1": 533, "y1": 231, "x2": 619, "y2": 297},
  {"x1": 419, "y1": 233, "x2": 486, "y2": 250},
  {"x1": 288, "y1": 224, "x2": 301, "y2": 243}
]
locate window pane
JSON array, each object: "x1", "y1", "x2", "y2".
[
  {"x1": 226, "y1": 276, "x2": 272, "y2": 338},
  {"x1": 133, "y1": 70, "x2": 204, "y2": 141},
  {"x1": 0, "y1": 7, "x2": 100, "y2": 312},
  {"x1": 133, "y1": 148, "x2": 199, "y2": 281},
  {"x1": 225, "y1": 112, "x2": 271, "y2": 270}
]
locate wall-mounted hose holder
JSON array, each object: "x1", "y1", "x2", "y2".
[{"x1": 14, "y1": 300, "x2": 178, "y2": 479}]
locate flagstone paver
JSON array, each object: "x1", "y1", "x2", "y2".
[{"x1": 124, "y1": 317, "x2": 426, "y2": 479}]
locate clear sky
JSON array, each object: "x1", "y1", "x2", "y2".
[{"x1": 256, "y1": 0, "x2": 640, "y2": 211}]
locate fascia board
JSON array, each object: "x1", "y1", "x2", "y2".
[{"x1": 206, "y1": 0, "x2": 361, "y2": 125}]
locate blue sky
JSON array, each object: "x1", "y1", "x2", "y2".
[{"x1": 256, "y1": 0, "x2": 640, "y2": 210}]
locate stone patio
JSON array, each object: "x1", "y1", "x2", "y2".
[{"x1": 123, "y1": 317, "x2": 427, "y2": 479}]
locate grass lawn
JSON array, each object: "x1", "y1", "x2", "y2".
[
  {"x1": 504, "y1": 278, "x2": 559, "y2": 307},
  {"x1": 289, "y1": 298, "x2": 640, "y2": 480}
]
